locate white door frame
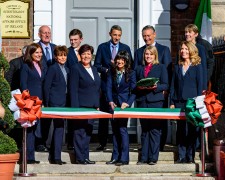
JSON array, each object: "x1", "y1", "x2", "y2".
[{"x1": 52, "y1": 0, "x2": 66, "y2": 45}]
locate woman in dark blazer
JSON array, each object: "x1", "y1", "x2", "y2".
[
  {"x1": 106, "y1": 51, "x2": 136, "y2": 166},
  {"x1": 69, "y1": 44, "x2": 101, "y2": 164},
  {"x1": 136, "y1": 46, "x2": 168, "y2": 165},
  {"x1": 170, "y1": 41, "x2": 203, "y2": 164},
  {"x1": 43, "y1": 46, "x2": 69, "y2": 165},
  {"x1": 20, "y1": 43, "x2": 47, "y2": 164}
]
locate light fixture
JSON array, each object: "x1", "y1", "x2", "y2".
[{"x1": 173, "y1": 0, "x2": 190, "y2": 11}]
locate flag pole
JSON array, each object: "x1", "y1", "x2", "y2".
[{"x1": 195, "y1": 127, "x2": 212, "y2": 177}]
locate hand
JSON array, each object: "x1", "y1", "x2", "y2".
[
  {"x1": 170, "y1": 105, "x2": 175, "y2": 109},
  {"x1": 96, "y1": 108, "x2": 100, "y2": 111},
  {"x1": 137, "y1": 85, "x2": 157, "y2": 91},
  {"x1": 109, "y1": 102, "x2": 117, "y2": 110},
  {"x1": 163, "y1": 90, "x2": 168, "y2": 97},
  {"x1": 121, "y1": 102, "x2": 129, "y2": 110}
]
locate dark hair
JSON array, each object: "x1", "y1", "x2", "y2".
[
  {"x1": 110, "y1": 25, "x2": 122, "y2": 33},
  {"x1": 54, "y1": 45, "x2": 68, "y2": 57},
  {"x1": 78, "y1": 44, "x2": 94, "y2": 55},
  {"x1": 111, "y1": 51, "x2": 132, "y2": 83},
  {"x1": 69, "y1": 29, "x2": 83, "y2": 38},
  {"x1": 142, "y1": 25, "x2": 155, "y2": 33},
  {"x1": 24, "y1": 43, "x2": 42, "y2": 69}
]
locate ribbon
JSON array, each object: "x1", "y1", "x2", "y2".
[
  {"x1": 185, "y1": 98, "x2": 204, "y2": 127},
  {"x1": 203, "y1": 91, "x2": 223, "y2": 124},
  {"x1": 13, "y1": 90, "x2": 42, "y2": 127}
]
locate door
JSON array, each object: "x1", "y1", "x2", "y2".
[
  {"x1": 66, "y1": 0, "x2": 137, "y2": 136},
  {"x1": 66, "y1": 0, "x2": 136, "y2": 54}
]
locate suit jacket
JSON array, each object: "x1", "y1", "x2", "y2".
[
  {"x1": 94, "y1": 41, "x2": 132, "y2": 93},
  {"x1": 69, "y1": 63, "x2": 101, "y2": 108},
  {"x1": 20, "y1": 63, "x2": 46, "y2": 100},
  {"x1": 38, "y1": 41, "x2": 56, "y2": 68},
  {"x1": 170, "y1": 64, "x2": 203, "y2": 105},
  {"x1": 43, "y1": 63, "x2": 69, "y2": 107},
  {"x1": 66, "y1": 46, "x2": 79, "y2": 69},
  {"x1": 135, "y1": 64, "x2": 168, "y2": 103},
  {"x1": 134, "y1": 42, "x2": 172, "y2": 70},
  {"x1": 106, "y1": 70, "x2": 136, "y2": 107},
  {"x1": 196, "y1": 43, "x2": 208, "y2": 90},
  {"x1": 197, "y1": 36, "x2": 215, "y2": 81},
  {"x1": 5, "y1": 56, "x2": 23, "y2": 90}
]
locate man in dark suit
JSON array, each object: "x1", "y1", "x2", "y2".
[
  {"x1": 36, "y1": 25, "x2": 56, "y2": 152},
  {"x1": 94, "y1": 25, "x2": 132, "y2": 151},
  {"x1": 38, "y1": 25, "x2": 56, "y2": 68},
  {"x1": 66, "y1": 29, "x2": 83, "y2": 150},
  {"x1": 66, "y1": 29, "x2": 83, "y2": 68},
  {"x1": 5, "y1": 45, "x2": 28, "y2": 91},
  {"x1": 134, "y1": 25, "x2": 172, "y2": 151}
]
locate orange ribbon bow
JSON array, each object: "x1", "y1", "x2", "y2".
[
  {"x1": 203, "y1": 91, "x2": 223, "y2": 124},
  {"x1": 13, "y1": 90, "x2": 42, "y2": 123}
]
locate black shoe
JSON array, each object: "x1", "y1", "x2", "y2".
[
  {"x1": 175, "y1": 158, "x2": 187, "y2": 164},
  {"x1": 136, "y1": 161, "x2": 148, "y2": 165},
  {"x1": 115, "y1": 161, "x2": 129, "y2": 166},
  {"x1": 36, "y1": 145, "x2": 48, "y2": 152},
  {"x1": 50, "y1": 160, "x2": 66, "y2": 165},
  {"x1": 27, "y1": 160, "x2": 40, "y2": 164},
  {"x1": 149, "y1": 161, "x2": 157, "y2": 165},
  {"x1": 96, "y1": 145, "x2": 105, "y2": 151},
  {"x1": 85, "y1": 159, "x2": 95, "y2": 164},
  {"x1": 75, "y1": 160, "x2": 87, "y2": 165},
  {"x1": 106, "y1": 159, "x2": 118, "y2": 165}
]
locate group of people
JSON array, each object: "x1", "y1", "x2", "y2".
[{"x1": 5, "y1": 23, "x2": 214, "y2": 166}]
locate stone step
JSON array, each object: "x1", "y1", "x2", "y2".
[
  {"x1": 14, "y1": 175, "x2": 216, "y2": 180},
  {"x1": 14, "y1": 163, "x2": 214, "y2": 177},
  {"x1": 26, "y1": 150, "x2": 201, "y2": 163}
]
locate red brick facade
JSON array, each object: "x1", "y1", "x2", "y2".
[
  {"x1": 171, "y1": 0, "x2": 200, "y2": 62},
  {"x1": 1, "y1": 0, "x2": 34, "y2": 61}
]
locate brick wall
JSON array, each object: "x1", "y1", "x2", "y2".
[
  {"x1": 171, "y1": 0, "x2": 200, "y2": 62},
  {"x1": 1, "y1": 0, "x2": 34, "y2": 62}
]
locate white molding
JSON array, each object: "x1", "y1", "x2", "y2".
[
  {"x1": 52, "y1": 0, "x2": 66, "y2": 45},
  {"x1": 137, "y1": 0, "x2": 152, "y2": 48}
]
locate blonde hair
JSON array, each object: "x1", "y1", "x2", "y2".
[
  {"x1": 185, "y1": 24, "x2": 199, "y2": 34},
  {"x1": 178, "y1": 41, "x2": 201, "y2": 66},
  {"x1": 142, "y1": 46, "x2": 159, "y2": 65}
]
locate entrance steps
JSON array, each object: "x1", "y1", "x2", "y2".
[{"x1": 13, "y1": 144, "x2": 216, "y2": 180}]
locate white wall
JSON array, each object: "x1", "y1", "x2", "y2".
[
  {"x1": 138, "y1": 0, "x2": 171, "y2": 49},
  {"x1": 34, "y1": 0, "x2": 52, "y2": 42}
]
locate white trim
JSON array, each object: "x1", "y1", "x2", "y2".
[
  {"x1": 52, "y1": 0, "x2": 66, "y2": 45},
  {"x1": 137, "y1": 0, "x2": 152, "y2": 48}
]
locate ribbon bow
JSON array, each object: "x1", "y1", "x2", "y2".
[
  {"x1": 13, "y1": 90, "x2": 42, "y2": 126},
  {"x1": 203, "y1": 91, "x2": 223, "y2": 124},
  {"x1": 185, "y1": 98, "x2": 204, "y2": 127}
]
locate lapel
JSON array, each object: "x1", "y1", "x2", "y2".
[
  {"x1": 79, "y1": 63, "x2": 95, "y2": 82},
  {"x1": 38, "y1": 41, "x2": 47, "y2": 62},
  {"x1": 56, "y1": 63, "x2": 67, "y2": 84},
  {"x1": 106, "y1": 41, "x2": 112, "y2": 58},
  {"x1": 32, "y1": 65, "x2": 42, "y2": 80},
  {"x1": 69, "y1": 46, "x2": 78, "y2": 62},
  {"x1": 146, "y1": 65, "x2": 156, "y2": 78}
]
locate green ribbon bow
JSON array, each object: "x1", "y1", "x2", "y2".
[{"x1": 185, "y1": 98, "x2": 204, "y2": 127}]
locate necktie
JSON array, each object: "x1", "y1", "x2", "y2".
[
  {"x1": 45, "y1": 47, "x2": 51, "y2": 62},
  {"x1": 111, "y1": 45, "x2": 117, "y2": 60},
  {"x1": 117, "y1": 71, "x2": 122, "y2": 86}
]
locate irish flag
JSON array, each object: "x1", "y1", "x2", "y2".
[{"x1": 194, "y1": 0, "x2": 212, "y2": 43}]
